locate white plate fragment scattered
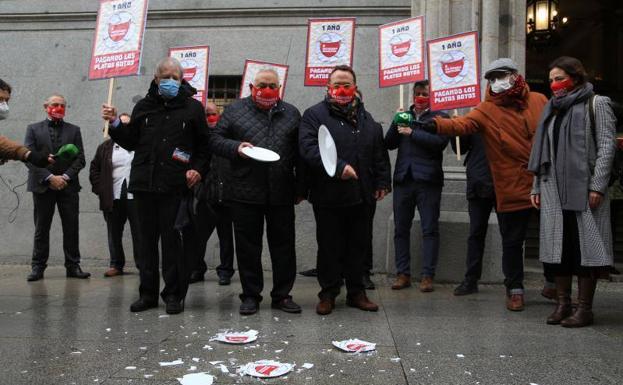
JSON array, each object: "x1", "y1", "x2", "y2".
[
  {"x1": 211, "y1": 330, "x2": 258, "y2": 344},
  {"x1": 241, "y1": 360, "x2": 294, "y2": 378},
  {"x1": 124, "y1": 366, "x2": 137, "y2": 370},
  {"x1": 456, "y1": 354, "x2": 465, "y2": 358},
  {"x1": 160, "y1": 359, "x2": 184, "y2": 366},
  {"x1": 332, "y1": 339, "x2": 376, "y2": 353},
  {"x1": 177, "y1": 372, "x2": 215, "y2": 385},
  {"x1": 302, "y1": 363, "x2": 314, "y2": 369}
]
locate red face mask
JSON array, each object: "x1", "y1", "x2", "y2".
[
  {"x1": 251, "y1": 86, "x2": 280, "y2": 110},
  {"x1": 328, "y1": 85, "x2": 357, "y2": 105},
  {"x1": 414, "y1": 96, "x2": 430, "y2": 111},
  {"x1": 47, "y1": 105, "x2": 65, "y2": 120},
  {"x1": 550, "y1": 78, "x2": 575, "y2": 98},
  {"x1": 206, "y1": 114, "x2": 220, "y2": 128}
]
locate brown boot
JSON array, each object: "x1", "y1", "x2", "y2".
[
  {"x1": 506, "y1": 293, "x2": 525, "y2": 311},
  {"x1": 316, "y1": 298, "x2": 335, "y2": 315},
  {"x1": 104, "y1": 267, "x2": 123, "y2": 277},
  {"x1": 346, "y1": 293, "x2": 379, "y2": 312},
  {"x1": 391, "y1": 274, "x2": 411, "y2": 290},
  {"x1": 546, "y1": 276, "x2": 573, "y2": 325},
  {"x1": 419, "y1": 276, "x2": 434, "y2": 293},
  {"x1": 561, "y1": 277, "x2": 596, "y2": 328}
]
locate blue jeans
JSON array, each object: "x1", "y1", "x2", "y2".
[{"x1": 393, "y1": 178, "x2": 442, "y2": 277}]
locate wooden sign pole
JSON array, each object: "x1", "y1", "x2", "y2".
[
  {"x1": 103, "y1": 77, "x2": 115, "y2": 138},
  {"x1": 453, "y1": 109, "x2": 461, "y2": 161}
]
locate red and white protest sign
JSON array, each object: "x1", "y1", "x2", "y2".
[
  {"x1": 304, "y1": 18, "x2": 356, "y2": 86},
  {"x1": 378, "y1": 16, "x2": 425, "y2": 88},
  {"x1": 427, "y1": 31, "x2": 481, "y2": 111},
  {"x1": 88, "y1": 0, "x2": 149, "y2": 80},
  {"x1": 240, "y1": 60, "x2": 289, "y2": 99},
  {"x1": 169, "y1": 46, "x2": 210, "y2": 106}
]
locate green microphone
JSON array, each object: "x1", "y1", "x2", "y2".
[
  {"x1": 53, "y1": 144, "x2": 79, "y2": 161},
  {"x1": 392, "y1": 111, "x2": 413, "y2": 127}
]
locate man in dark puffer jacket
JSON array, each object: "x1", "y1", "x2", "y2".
[
  {"x1": 102, "y1": 57, "x2": 211, "y2": 315},
  {"x1": 209, "y1": 68, "x2": 305, "y2": 315},
  {"x1": 299, "y1": 65, "x2": 391, "y2": 316}
]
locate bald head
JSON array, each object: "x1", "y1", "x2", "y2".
[{"x1": 205, "y1": 102, "x2": 218, "y2": 115}]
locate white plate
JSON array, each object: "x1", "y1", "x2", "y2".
[
  {"x1": 241, "y1": 360, "x2": 294, "y2": 378},
  {"x1": 210, "y1": 330, "x2": 258, "y2": 344},
  {"x1": 318, "y1": 124, "x2": 337, "y2": 177},
  {"x1": 332, "y1": 339, "x2": 376, "y2": 353},
  {"x1": 241, "y1": 146, "x2": 280, "y2": 162}
]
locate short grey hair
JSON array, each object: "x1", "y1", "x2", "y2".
[
  {"x1": 155, "y1": 57, "x2": 184, "y2": 78},
  {"x1": 253, "y1": 67, "x2": 280, "y2": 85},
  {"x1": 44, "y1": 94, "x2": 66, "y2": 105}
]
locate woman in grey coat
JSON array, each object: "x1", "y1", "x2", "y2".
[{"x1": 528, "y1": 56, "x2": 616, "y2": 328}]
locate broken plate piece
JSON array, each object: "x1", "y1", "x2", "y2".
[
  {"x1": 332, "y1": 339, "x2": 376, "y2": 353},
  {"x1": 241, "y1": 360, "x2": 294, "y2": 378},
  {"x1": 177, "y1": 372, "x2": 215, "y2": 385},
  {"x1": 159, "y1": 359, "x2": 184, "y2": 366},
  {"x1": 211, "y1": 329, "x2": 258, "y2": 344}
]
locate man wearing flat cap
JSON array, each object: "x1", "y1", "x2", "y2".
[{"x1": 424, "y1": 58, "x2": 550, "y2": 312}]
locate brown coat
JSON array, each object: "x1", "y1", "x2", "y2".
[
  {"x1": 0, "y1": 135, "x2": 29, "y2": 161},
  {"x1": 435, "y1": 87, "x2": 548, "y2": 213}
]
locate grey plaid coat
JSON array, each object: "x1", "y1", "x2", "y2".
[{"x1": 532, "y1": 95, "x2": 616, "y2": 266}]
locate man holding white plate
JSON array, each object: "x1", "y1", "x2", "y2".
[{"x1": 209, "y1": 68, "x2": 306, "y2": 315}]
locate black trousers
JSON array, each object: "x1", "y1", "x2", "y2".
[
  {"x1": 363, "y1": 202, "x2": 376, "y2": 274},
  {"x1": 190, "y1": 204, "x2": 235, "y2": 278},
  {"x1": 463, "y1": 197, "x2": 496, "y2": 283},
  {"x1": 496, "y1": 208, "x2": 534, "y2": 293},
  {"x1": 313, "y1": 203, "x2": 372, "y2": 300},
  {"x1": 229, "y1": 202, "x2": 296, "y2": 302},
  {"x1": 103, "y1": 198, "x2": 141, "y2": 270},
  {"x1": 31, "y1": 190, "x2": 81, "y2": 269},
  {"x1": 134, "y1": 193, "x2": 190, "y2": 302}
]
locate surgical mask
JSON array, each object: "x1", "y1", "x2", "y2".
[
  {"x1": 158, "y1": 79, "x2": 181, "y2": 99},
  {"x1": 47, "y1": 105, "x2": 65, "y2": 120},
  {"x1": 414, "y1": 96, "x2": 429, "y2": 111},
  {"x1": 251, "y1": 86, "x2": 280, "y2": 110},
  {"x1": 489, "y1": 75, "x2": 514, "y2": 94},
  {"x1": 550, "y1": 78, "x2": 575, "y2": 98},
  {"x1": 0, "y1": 102, "x2": 8, "y2": 120},
  {"x1": 206, "y1": 114, "x2": 220, "y2": 128},
  {"x1": 328, "y1": 85, "x2": 357, "y2": 105}
]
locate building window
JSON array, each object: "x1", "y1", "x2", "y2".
[{"x1": 207, "y1": 75, "x2": 242, "y2": 112}]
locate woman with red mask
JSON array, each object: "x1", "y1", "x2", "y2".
[{"x1": 528, "y1": 56, "x2": 616, "y2": 327}]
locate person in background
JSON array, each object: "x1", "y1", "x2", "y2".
[
  {"x1": 89, "y1": 113, "x2": 141, "y2": 277},
  {"x1": 102, "y1": 57, "x2": 210, "y2": 315},
  {"x1": 209, "y1": 69, "x2": 305, "y2": 315},
  {"x1": 0, "y1": 78, "x2": 53, "y2": 167},
  {"x1": 188, "y1": 102, "x2": 236, "y2": 286},
  {"x1": 451, "y1": 133, "x2": 496, "y2": 296},
  {"x1": 25, "y1": 94, "x2": 89, "y2": 282},
  {"x1": 529, "y1": 56, "x2": 616, "y2": 327},
  {"x1": 425, "y1": 58, "x2": 549, "y2": 311},
  {"x1": 299, "y1": 65, "x2": 391, "y2": 315},
  {"x1": 385, "y1": 79, "x2": 449, "y2": 292}
]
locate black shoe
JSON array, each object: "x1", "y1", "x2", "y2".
[
  {"x1": 165, "y1": 298, "x2": 185, "y2": 315},
  {"x1": 299, "y1": 268, "x2": 317, "y2": 277},
  {"x1": 130, "y1": 298, "x2": 158, "y2": 312},
  {"x1": 239, "y1": 297, "x2": 259, "y2": 315},
  {"x1": 189, "y1": 271, "x2": 205, "y2": 284},
  {"x1": 363, "y1": 273, "x2": 375, "y2": 290},
  {"x1": 454, "y1": 280, "x2": 478, "y2": 296},
  {"x1": 66, "y1": 266, "x2": 91, "y2": 279},
  {"x1": 27, "y1": 268, "x2": 44, "y2": 282},
  {"x1": 218, "y1": 275, "x2": 231, "y2": 286},
  {"x1": 271, "y1": 298, "x2": 302, "y2": 313}
]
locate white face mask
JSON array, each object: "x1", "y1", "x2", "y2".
[
  {"x1": 490, "y1": 75, "x2": 514, "y2": 94},
  {"x1": 0, "y1": 102, "x2": 8, "y2": 120}
]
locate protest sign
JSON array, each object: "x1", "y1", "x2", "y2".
[{"x1": 304, "y1": 18, "x2": 356, "y2": 86}]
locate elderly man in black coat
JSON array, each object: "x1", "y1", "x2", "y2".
[
  {"x1": 299, "y1": 65, "x2": 391, "y2": 316},
  {"x1": 101, "y1": 57, "x2": 210, "y2": 315},
  {"x1": 209, "y1": 68, "x2": 305, "y2": 316}
]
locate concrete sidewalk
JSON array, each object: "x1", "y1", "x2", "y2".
[{"x1": 0, "y1": 264, "x2": 622, "y2": 385}]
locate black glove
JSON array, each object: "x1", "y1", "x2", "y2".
[
  {"x1": 26, "y1": 151, "x2": 51, "y2": 168},
  {"x1": 421, "y1": 120, "x2": 438, "y2": 134}
]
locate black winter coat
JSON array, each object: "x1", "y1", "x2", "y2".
[
  {"x1": 208, "y1": 97, "x2": 304, "y2": 206},
  {"x1": 109, "y1": 80, "x2": 210, "y2": 194},
  {"x1": 299, "y1": 99, "x2": 391, "y2": 208},
  {"x1": 384, "y1": 106, "x2": 449, "y2": 185},
  {"x1": 451, "y1": 133, "x2": 494, "y2": 200}
]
